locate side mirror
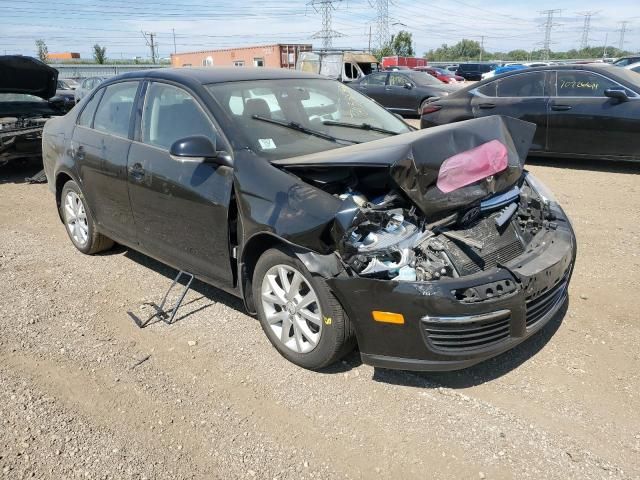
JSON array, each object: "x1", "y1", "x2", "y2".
[
  {"x1": 169, "y1": 135, "x2": 231, "y2": 167},
  {"x1": 404, "y1": 82, "x2": 413, "y2": 89},
  {"x1": 604, "y1": 87, "x2": 629, "y2": 102}
]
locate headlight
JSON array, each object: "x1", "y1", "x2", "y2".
[{"x1": 525, "y1": 172, "x2": 558, "y2": 205}]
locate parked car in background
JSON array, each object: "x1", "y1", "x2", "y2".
[
  {"x1": 456, "y1": 63, "x2": 498, "y2": 81},
  {"x1": 351, "y1": 70, "x2": 456, "y2": 115},
  {"x1": 481, "y1": 64, "x2": 527, "y2": 80},
  {"x1": 413, "y1": 66, "x2": 464, "y2": 84},
  {"x1": 0, "y1": 55, "x2": 69, "y2": 166},
  {"x1": 421, "y1": 64, "x2": 640, "y2": 161},
  {"x1": 74, "y1": 76, "x2": 108, "y2": 102},
  {"x1": 613, "y1": 56, "x2": 640, "y2": 67},
  {"x1": 63, "y1": 78, "x2": 80, "y2": 90},
  {"x1": 445, "y1": 64, "x2": 458, "y2": 72},
  {"x1": 624, "y1": 61, "x2": 640, "y2": 74},
  {"x1": 42, "y1": 67, "x2": 576, "y2": 372},
  {"x1": 56, "y1": 80, "x2": 76, "y2": 106}
]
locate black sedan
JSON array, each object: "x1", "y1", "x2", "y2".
[
  {"x1": 42, "y1": 67, "x2": 576, "y2": 372},
  {"x1": 351, "y1": 70, "x2": 457, "y2": 115},
  {"x1": 421, "y1": 64, "x2": 640, "y2": 161}
]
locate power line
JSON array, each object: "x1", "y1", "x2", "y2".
[
  {"x1": 371, "y1": 0, "x2": 389, "y2": 48},
  {"x1": 578, "y1": 11, "x2": 598, "y2": 50},
  {"x1": 539, "y1": 9, "x2": 561, "y2": 60},
  {"x1": 141, "y1": 31, "x2": 157, "y2": 63},
  {"x1": 617, "y1": 21, "x2": 630, "y2": 50},
  {"x1": 310, "y1": 0, "x2": 344, "y2": 49}
]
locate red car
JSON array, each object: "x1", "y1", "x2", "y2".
[{"x1": 413, "y1": 66, "x2": 464, "y2": 84}]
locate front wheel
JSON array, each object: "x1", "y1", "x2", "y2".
[
  {"x1": 60, "y1": 180, "x2": 113, "y2": 254},
  {"x1": 253, "y1": 247, "x2": 355, "y2": 370}
]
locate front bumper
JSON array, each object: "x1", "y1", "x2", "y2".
[{"x1": 328, "y1": 204, "x2": 576, "y2": 371}]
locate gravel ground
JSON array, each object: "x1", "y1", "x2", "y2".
[{"x1": 1, "y1": 154, "x2": 639, "y2": 480}]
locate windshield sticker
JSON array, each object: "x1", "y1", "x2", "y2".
[
  {"x1": 258, "y1": 138, "x2": 277, "y2": 150},
  {"x1": 560, "y1": 80, "x2": 599, "y2": 91}
]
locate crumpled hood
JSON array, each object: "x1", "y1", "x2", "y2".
[
  {"x1": 0, "y1": 55, "x2": 58, "y2": 99},
  {"x1": 273, "y1": 115, "x2": 536, "y2": 218}
]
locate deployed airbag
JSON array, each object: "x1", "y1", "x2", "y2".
[{"x1": 436, "y1": 139, "x2": 508, "y2": 193}]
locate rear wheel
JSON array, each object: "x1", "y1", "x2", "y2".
[
  {"x1": 253, "y1": 247, "x2": 354, "y2": 370},
  {"x1": 60, "y1": 180, "x2": 113, "y2": 254}
]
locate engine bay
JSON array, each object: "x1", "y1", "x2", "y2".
[{"x1": 285, "y1": 165, "x2": 551, "y2": 282}]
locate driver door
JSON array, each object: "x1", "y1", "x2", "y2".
[{"x1": 127, "y1": 81, "x2": 234, "y2": 286}]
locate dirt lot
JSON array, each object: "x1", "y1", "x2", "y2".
[{"x1": 1, "y1": 155, "x2": 639, "y2": 480}]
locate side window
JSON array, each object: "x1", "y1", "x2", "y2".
[
  {"x1": 477, "y1": 81, "x2": 497, "y2": 97},
  {"x1": 142, "y1": 82, "x2": 215, "y2": 150},
  {"x1": 93, "y1": 82, "x2": 139, "y2": 137},
  {"x1": 389, "y1": 73, "x2": 410, "y2": 86},
  {"x1": 77, "y1": 88, "x2": 104, "y2": 127},
  {"x1": 496, "y1": 72, "x2": 546, "y2": 97},
  {"x1": 556, "y1": 71, "x2": 618, "y2": 97},
  {"x1": 361, "y1": 73, "x2": 386, "y2": 86}
]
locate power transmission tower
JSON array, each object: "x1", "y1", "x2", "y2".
[
  {"x1": 578, "y1": 11, "x2": 598, "y2": 50},
  {"x1": 141, "y1": 31, "x2": 157, "y2": 63},
  {"x1": 310, "y1": 0, "x2": 343, "y2": 49},
  {"x1": 539, "y1": 9, "x2": 561, "y2": 61},
  {"x1": 617, "y1": 21, "x2": 629, "y2": 51},
  {"x1": 370, "y1": 0, "x2": 390, "y2": 49}
]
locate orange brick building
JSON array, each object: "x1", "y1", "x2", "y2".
[
  {"x1": 48, "y1": 52, "x2": 80, "y2": 60},
  {"x1": 170, "y1": 44, "x2": 312, "y2": 69}
]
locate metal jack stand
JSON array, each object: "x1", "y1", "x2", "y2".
[{"x1": 128, "y1": 270, "x2": 195, "y2": 328}]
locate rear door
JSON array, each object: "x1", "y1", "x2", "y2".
[
  {"x1": 547, "y1": 70, "x2": 640, "y2": 158},
  {"x1": 386, "y1": 72, "x2": 418, "y2": 112},
  {"x1": 127, "y1": 81, "x2": 234, "y2": 286},
  {"x1": 471, "y1": 71, "x2": 550, "y2": 151},
  {"x1": 352, "y1": 72, "x2": 388, "y2": 104},
  {"x1": 71, "y1": 81, "x2": 140, "y2": 241}
]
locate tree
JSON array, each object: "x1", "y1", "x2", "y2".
[
  {"x1": 35, "y1": 39, "x2": 48, "y2": 62},
  {"x1": 93, "y1": 44, "x2": 107, "y2": 64},
  {"x1": 373, "y1": 30, "x2": 415, "y2": 61},
  {"x1": 423, "y1": 39, "x2": 481, "y2": 62}
]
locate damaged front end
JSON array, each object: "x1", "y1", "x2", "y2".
[{"x1": 272, "y1": 115, "x2": 576, "y2": 370}]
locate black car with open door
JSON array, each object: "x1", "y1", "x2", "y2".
[
  {"x1": 43, "y1": 67, "x2": 576, "y2": 372},
  {"x1": 421, "y1": 64, "x2": 640, "y2": 162}
]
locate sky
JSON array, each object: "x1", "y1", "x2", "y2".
[{"x1": 1, "y1": 0, "x2": 639, "y2": 60}]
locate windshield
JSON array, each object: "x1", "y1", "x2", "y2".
[
  {"x1": 0, "y1": 93, "x2": 46, "y2": 103},
  {"x1": 207, "y1": 78, "x2": 410, "y2": 160}
]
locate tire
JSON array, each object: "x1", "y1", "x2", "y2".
[
  {"x1": 253, "y1": 247, "x2": 355, "y2": 370},
  {"x1": 59, "y1": 180, "x2": 113, "y2": 255}
]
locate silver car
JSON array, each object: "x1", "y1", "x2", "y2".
[{"x1": 74, "y1": 77, "x2": 108, "y2": 103}]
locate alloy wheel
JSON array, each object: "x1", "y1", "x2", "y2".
[
  {"x1": 261, "y1": 264, "x2": 322, "y2": 354},
  {"x1": 64, "y1": 191, "x2": 89, "y2": 247}
]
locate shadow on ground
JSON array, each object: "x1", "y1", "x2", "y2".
[{"x1": 0, "y1": 158, "x2": 44, "y2": 184}]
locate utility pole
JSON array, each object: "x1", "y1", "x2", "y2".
[
  {"x1": 370, "y1": 0, "x2": 390, "y2": 49},
  {"x1": 172, "y1": 28, "x2": 177, "y2": 54},
  {"x1": 141, "y1": 31, "x2": 157, "y2": 63},
  {"x1": 539, "y1": 9, "x2": 561, "y2": 61},
  {"x1": 617, "y1": 21, "x2": 629, "y2": 51},
  {"x1": 578, "y1": 11, "x2": 598, "y2": 50},
  {"x1": 368, "y1": 25, "x2": 372, "y2": 53},
  {"x1": 479, "y1": 35, "x2": 485, "y2": 61},
  {"x1": 603, "y1": 32, "x2": 608, "y2": 59},
  {"x1": 310, "y1": 0, "x2": 343, "y2": 49}
]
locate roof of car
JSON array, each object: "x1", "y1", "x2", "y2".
[{"x1": 112, "y1": 67, "x2": 325, "y2": 84}]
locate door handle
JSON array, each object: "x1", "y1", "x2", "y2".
[
  {"x1": 551, "y1": 105, "x2": 572, "y2": 111},
  {"x1": 478, "y1": 103, "x2": 496, "y2": 109},
  {"x1": 129, "y1": 162, "x2": 145, "y2": 181}
]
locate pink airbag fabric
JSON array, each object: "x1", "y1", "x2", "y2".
[{"x1": 436, "y1": 139, "x2": 509, "y2": 193}]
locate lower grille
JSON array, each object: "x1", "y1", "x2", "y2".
[
  {"x1": 525, "y1": 275, "x2": 568, "y2": 327},
  {"x1": 422, "y1": 311, "x2": 511, "y2": 352}
]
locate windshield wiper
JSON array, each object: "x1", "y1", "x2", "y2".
[
  {"x1": 322, "y1": 120, "x2": 400, "y2": 136},
  {"x1": 251, "y1": 115, "x2": 359, "y2": 145}
]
